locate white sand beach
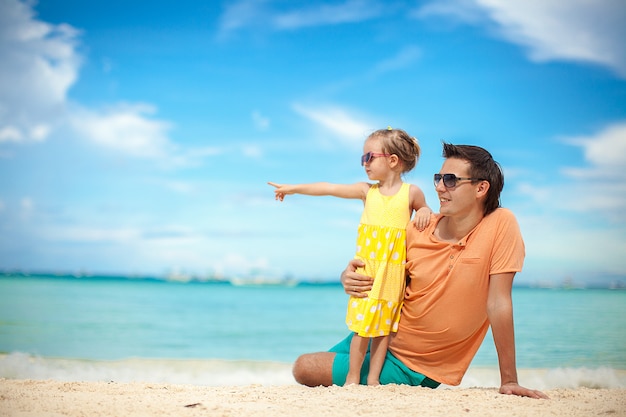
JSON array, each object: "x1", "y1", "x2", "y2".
[{"x1": 1, "y1": 379, "x2": 625, "y2": 417}]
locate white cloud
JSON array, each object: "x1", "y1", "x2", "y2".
[
  {"x1": 29, "y1": 124, "x2": 51, "y2": 141},
  {"x1": 307, "y1": 46, "x2": 423, "y2": 97},
  {"x1": 69, "y1": 104, "x2": 175, "y2": 159},
  {"x1": 367, "y1": 45, "x2": 422, "y2": 78},
  {"x1": 242, "y1": 144, "x2": 263, "y2": 158},
  {"x1": 217, "y1": 0, "x2": 384, "y2": 38},
  {"x1": 413, "y1": 0, "x2": 485, "y2": 23},
  {"x1": 0, "y1": 0, "x2": 192, "y2": 167},
  {"x1": 515, "y1": 121, "x2": 626, "y2": 220},
  {"x1": 509, "y1": 122, "x2": 626, "y2": 277},
  {"x1": 67, "y1": 103, "x2": 221, "y2": 168},
  {"x1": 18, "y1": 197, "x2": 34, "y2": 221},
  {"x1": 0, "y1": 0, "x2": 81, "y2": 143},
  {"x1": 49, "y1": 226, "x2": 141, "y2": 243},
  {"x1": 272, "y1": 0, "x2": 383, "y2": 30},
  {"x1": 519, "y1": 212, "x2": 626, "y2": 277},
  {"x1": 416, "y1": 0, "x2": 626, "y2": 78},
  {"x1": 160, "y1": 180, "x2": 195, "y2": 194},
  {"x1": 564, "y1": 122, "x2": 626, "y2": 171},
  {"x1": 252, "y1": 110, "x2": 270, "y2": 130},
  {"x1": 292, "y1": 103, "x2": 375, "y2": 146},
  {"x1": 557, "y1": 122, "x2": 626, "y2": 220},
  {"x1": 0, "y1": 126, "x2": 22, "y2": 143},
  {"x1": 216, "y1": 0, "x2": 268, "y2": 38},
  {"x1": 187, "y1": 146, "x2": 222, "y2": 157}
]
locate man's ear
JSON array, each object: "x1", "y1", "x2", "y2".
[{"x1": 476, "y1": 180, "x2": 490, "y2": 198}]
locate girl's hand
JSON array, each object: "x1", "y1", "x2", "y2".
[
  {"x1": 413, "y1": 207, "x2": 432, "y2": 231},
  {"x1": 341, "y1": 259, "x2": 373, "y2": 298},
  {"x1": 268, "y1": 182, "x2": 287, "y2": 201}
]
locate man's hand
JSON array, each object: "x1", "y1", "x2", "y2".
[
  {"x1": 340, "y1": 259, "x2": 373, "y2": 298},
  {"x1": 499, "y1": 382, "x2": 549, "y2": 399}
]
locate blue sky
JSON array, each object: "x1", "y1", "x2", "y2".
[{"x1": 1, "y1": 0, "x2": 625, "y2": 286}]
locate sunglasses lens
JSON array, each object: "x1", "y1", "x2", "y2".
[
  {"x1": 443, "y1": 174, "x2": 457, "y2": 188},
  {"x1": 361, "y1": 152, "x2": 372, "y2": 165},
  {"x1": 434, "y1": 174, "x2": 459, "y2": 188}
]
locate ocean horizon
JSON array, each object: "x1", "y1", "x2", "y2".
[
  {"x1": 2, "y1": 270, "x2": 623, "y2": 289},
  {"x1": 1, "y1": 273, "x2": 624, "y2": 389}
]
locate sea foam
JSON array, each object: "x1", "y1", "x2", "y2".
[
  {"x1": 2, "y1": 352, "x2": 624, "y2": 389},
  {"x1": 0, "y1": 352, "x2": 294, "y2": 386}
]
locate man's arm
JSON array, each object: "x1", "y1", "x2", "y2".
[{"x1": 487, "y1": 272, "x2": 549, "y2": 399}]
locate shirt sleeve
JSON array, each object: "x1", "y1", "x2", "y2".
[{"x1": 488, "y1": 208, "x2": 525, "y2": 275}]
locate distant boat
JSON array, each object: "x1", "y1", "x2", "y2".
[
  {"x1": 165, "y1": 271, "x2": 193, "y2": 283},
  {"x1": 229, "y1": 275, "x2": 298, "y2": 287}
]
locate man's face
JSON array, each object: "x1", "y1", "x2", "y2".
[{"x1": 435, "y1": 158, "x2": 481, "y2": 216}]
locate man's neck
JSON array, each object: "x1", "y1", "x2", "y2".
[{"x1": 436, "y1": 210, "x2": 485, "y2": 243}]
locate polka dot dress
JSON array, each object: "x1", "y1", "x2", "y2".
[{"x1": 345, "y1": 183, "x2": 410, "y2": 337}]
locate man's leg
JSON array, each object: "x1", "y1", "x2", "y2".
[{"x1": 292, "y1": 351, "x2": 336, "y2": 387}]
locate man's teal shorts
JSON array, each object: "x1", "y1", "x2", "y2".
[{"x1": 329, "y1": 333, "x2": 440, "y2": 388}]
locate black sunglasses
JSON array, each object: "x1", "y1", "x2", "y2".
[{"x1": 434, "y1": 173, "x2": 486, "y2": 188}]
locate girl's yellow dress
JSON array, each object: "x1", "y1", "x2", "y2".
[{"x1": 345, "y1": 182, "x2": 410, "y2": 337}]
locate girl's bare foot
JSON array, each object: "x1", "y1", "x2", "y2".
[{"x1": 345, "y1": 375, "x2": 360, "y2": 385}]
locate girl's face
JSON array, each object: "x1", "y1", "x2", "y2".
[{"x1": 362, "y1": 138, "x2": 390, "y2": 180}]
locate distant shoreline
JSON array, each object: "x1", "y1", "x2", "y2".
[{"x1": 1, "y1": 270, "x2": 624, "y2": 290}]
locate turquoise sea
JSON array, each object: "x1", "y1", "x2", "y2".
[{"x1": 0, "y1": 274, "x2": 625, "y2": 389}]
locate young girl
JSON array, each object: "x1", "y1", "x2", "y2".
[{"x1": 269, "y1": 127, "x2": 431, "y2": 386}]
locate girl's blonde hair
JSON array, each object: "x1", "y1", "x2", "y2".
[{"x1": 368, "y1": 127, "x2": 421, "y2": 173}]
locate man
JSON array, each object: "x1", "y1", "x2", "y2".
[{"x1": 292, "y1": 143, "x2": 548, "y2": 399}]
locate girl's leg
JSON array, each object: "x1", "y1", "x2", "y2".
[
  {"x1": 367, "y1": 335, "x2": 389, "y2": 386},
  {"x1": 345, "y1": 334, "x2": 369, "y2": 385}
]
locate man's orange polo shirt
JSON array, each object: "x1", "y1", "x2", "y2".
[{"x1": 388, "y1": 208, "x2": 525, "y2": 385}]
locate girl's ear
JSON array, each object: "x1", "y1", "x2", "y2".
[{"x1": 388, "y1": 154, "x2": 400, "y2": 168}]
